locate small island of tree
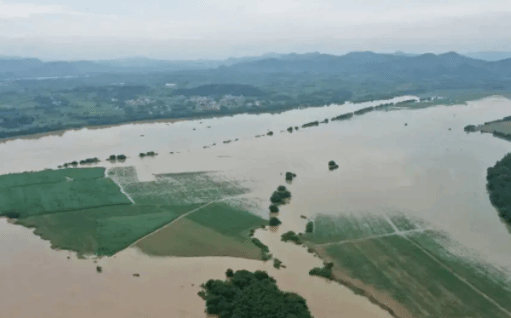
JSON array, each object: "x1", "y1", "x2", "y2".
[
  {"x1": 281, "y1": 231, "x2": 301, "y2": 244},
  {"x1": 269, "y1": 204, "x2": 279, "y2": 213},
  {"x1": 198, "y1": 269, "x2": 313, "y2": 318},
  {"x1": 328, "y1": 160, "x2": 339, "y2": 170},
  {"x1": 269, "y1": 216, "x2": 282, "y2": 226},
  {"x1": 285, "y1": 171, "x2": 297, "y2": 181}
]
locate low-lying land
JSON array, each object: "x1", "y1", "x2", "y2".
[
  {"x1": 3, "y1": 166, "x2": 268, "y2": 258},
  {"x1": 303, "y1": 212, "x2": 511, "y2": 318}
]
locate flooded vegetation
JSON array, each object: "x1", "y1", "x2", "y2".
[{"x1": 2, "y1": 96, "x2": 511, "y2": 317}]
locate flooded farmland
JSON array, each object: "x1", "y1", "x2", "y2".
[{"x1": 2, "y1": 95, "x2": 511, "y2": 318}]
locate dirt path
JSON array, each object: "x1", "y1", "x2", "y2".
[{"x1": 316, "y1": 228, "x2": 428, "y2": 247}]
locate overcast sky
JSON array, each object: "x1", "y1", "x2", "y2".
[{"x1": 0, "y1": 0, "x2": 510, "y2": 60}]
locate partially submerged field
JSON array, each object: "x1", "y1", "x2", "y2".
[
  {"x1": 3, "y1": 166, "x2": 267, "y2": 258},
  {"x1": 304, "y1": 213, "x2": 511, "y2": 318}
]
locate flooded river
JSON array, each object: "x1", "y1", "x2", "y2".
[{"x1": 1, "y1": 95, "x2": 511, "y2": 318}]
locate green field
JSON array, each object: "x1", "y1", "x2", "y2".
[
  {"x1": 305, "y1": 212, "x2": 511, "y2": 318},
  {"x1": 5, "y1": 166, "x2": 266, "y2": 258},
  {"x1": 136, "y1": 200, "x2": 267, "y2": 259},
  {"x1": 304, "y1": 213, "x2": 396, "y2": 244}
]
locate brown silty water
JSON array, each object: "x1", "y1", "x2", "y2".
[{"x1": 2, "y1": 96, "x2": 511, "y2": 318}]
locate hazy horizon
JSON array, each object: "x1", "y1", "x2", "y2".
[{"x1": 0, "y1": 0, "x2": 510, "y2": 60}]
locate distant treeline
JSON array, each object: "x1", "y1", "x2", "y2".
[{"x1": 174, "y1": 84, "x2": 266, "y2": 97}]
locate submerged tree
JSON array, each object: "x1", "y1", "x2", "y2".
[
  {"x1": 269, "y1": 204, "x2": 280, "y2": 213},
  {"x1": 269, "y1": 217, "x2": 282, "y2": 226},
  {"x1": 199, "y1": 270, "x2": 313, "y2": 318}
]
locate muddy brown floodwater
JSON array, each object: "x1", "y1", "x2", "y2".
[{"x1": 2, "y1": 96, "x2": 511, "y2": 318}]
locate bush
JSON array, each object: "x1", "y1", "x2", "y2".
[
  {"x1": 251, "y1": 238, "x2": 269, "y2": 252},
  {"x1": 277, "y1": 185, "x2": 287, "y2": 192},
  {"x1": 273, "y1": 258, "x2": 283, "y2": 269},
  {"x1": 269, "y1": 204, "x2": 279, "y2": 213},
  {"x1": 108, "y1": 155, "x2": 116, "y2": 161},
  {"x1": 117, "y1": 154, "x2": 127, "y2": 160},
  {"x1": 226, "y1": 269, "x2": 234, "y2": 278},
  {"x1": 287, "y1": 127, "x2": 293, "y2": 133},
  {"x1": 281, "y1": 231, "x2": 301, "y2": 244},
  {"x1": 309, "y1": 266, "x2": 333, "y2": 279},
  {"x1": 267, "y1": 131, "x2": 273, "y2": 136},
  {"x1": 139, "y1": 153, "x2": 146, "y2": 157},
  {"x1": 305, "y1": 221, "x2": 314, "y2": 233},
  {"x1": 269, "y1": 217, "x2": 281, "y2": 226}
]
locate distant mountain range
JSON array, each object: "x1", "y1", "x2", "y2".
[{"x1": 1, "y1": 51, "x2": 511, "y2": 82}]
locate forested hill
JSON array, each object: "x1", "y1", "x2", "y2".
[
  {"x1": 225, "y1": 52, "x2": 511, "y2": 80},
  {"x1": 2, "y1": 52, "x2": 511, "y2": 82}
]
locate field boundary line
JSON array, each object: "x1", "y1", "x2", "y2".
[
  {"x1": 403, "y1": 235, "x2": 511, "y2": 317},
  {"x1": 121, "y1": 194, "x2": 247, "y2": 252},
  {"x1": 316, "y1": 228, "x2": 428, "y2": 247},
  {"x1": 106, "y1": 168, "x2": 135, "y2": 204}
]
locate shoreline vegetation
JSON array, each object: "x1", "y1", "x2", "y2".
[{"x1": 1, "y1": 90, "x2": 506, "y2": 143}]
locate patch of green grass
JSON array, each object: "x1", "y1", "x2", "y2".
[
  {"x1": 0, "y1": 177, "x2": 132, "y2": 218},
  {"x1": 16, "y1": 203, "x2": 201, "y2": 256},
  {"x1": 0, "y1": 168, "x2": 106, "y2": 189},
  {"x1": 304, "y1": 213, "x2": 395, "y2": 244},
  {"x1": 186, "y1": 201, "x2": 267, "y2": 242},
  {"x1": 324, "y1": 233, "x2": 510, "y2": 318},
  {"x1": 135, "y1": 218, "x2": 264, "y2": 259}
]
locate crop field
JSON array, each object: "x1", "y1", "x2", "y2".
[
  {"x1": 136, "y1": 199, "x2": 267, "y2": 259},
  {"x1": 306, "y1": 212, "x2": 511, "y2": 318},
  {"x1": 116, "y1": 170, "x2": 250, "y2": 205},
  {"x1": 304, "y1": 213, "x2": 397, "y2": 244},
  {"x1": 7, "y1": 166, "x2": 266, "y2": 258}
]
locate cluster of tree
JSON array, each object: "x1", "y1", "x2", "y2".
[
  {"x1": 285, "y1": 171, "x2": 297, "y2": 182},
  {"x1": 269, "y1": 204, "x2": 279, "y2": 213},
  {"x1": 354, "y1": 106, "x2": 375, "y2": 115},
  {"x1": 273, "y1": 258, "x2": 285, "y2": 269},
  {"x1": 1, "y1": 211, "x2": 21, "y2": 219},
  {"x1": 59, "y1": 157, "x2": 100, "y2": 168},
  {"x1": 492, "y1": 131, "x2": 511, "y2": 141},
  {"x1": 269, "y1": 217, "x2": 282, "y2": 226},
  {"x1": 487, "y1": 153, "x2": 511, "y2": 222},
  {"x1": 331, "y1": 112, "x2": 353, "y2": 121},
  {"x1": 198, "y1": 269, "x2": 313, "y2": 318},
  {"x1": 309, "y1": 262, "x2": 334, "y2": 280},
  {"x1": 251, "y1": 236, "x2": 272, "y2": 261},
  {"x1": 107, "y1": 154, "x2": 127, "y2": 161},
  {"x1": 281, "y1": 231, "x2": 302, "y2": 244},
  {"x1": 328, "y1": 160, "x2": 339, "y2": 171},
  {"x1": 464, "y1": 125, "x2": 477, "y2": 132},
  {"x1": 302, "y1": 121, "x2": 319, "y2": 128},
  {"x1": 305, "y1": 221, "x2": 314, "y2": 233},
  {"x1": 139, "y1": 151, "x2": 157, "y2": 157},
  {"x1": 270, "y1": 185, "x2": 292, "y2": 204},
  {"x1": 0, "y1": 114, "x2": 35, "y2": 129}
]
